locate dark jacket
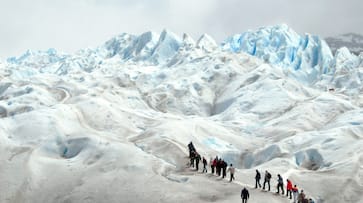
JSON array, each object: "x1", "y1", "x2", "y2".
[
  {"x1": 255, "y1": 171, "x2": 261, "y2": 180},
  {"x1": 265, "y1": 172, "x2": 271, "y2": 181},
  {"x1": 278, "y1": 175, "x2": 283, "y2": 184},
  {"x1": 202, "y1": 157, "x2": 207, "y2": 165},
  {"x1": 241, "y1": 188, "x2": 249, "y2": 199},
  {"x1": 195, "y1": 154, "x2": 201, "y2": 162}
]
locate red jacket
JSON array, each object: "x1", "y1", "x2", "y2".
[
  {"x1": 212, "y1": 159, "x2": 217, "y2": 166},
  {"x1": 287, "y1": 180, "x2": 293, "y2": 190}
]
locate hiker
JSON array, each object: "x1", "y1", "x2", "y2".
[
  {"x1": 195, "y1": 152, "x2": 201, "y2": 171},
  {"x1": 190, "y1": 151, "x2": 196, "y2": 167},
  {"x1": 227, "y1": 164, "x2": 235, "y2": 182},
  {"x1": 262, "y1": 170, "x2": 271, "y2": 191},
  {"x1": 216, "y1": 158, "x2": 222, "y2": 176},
  {"x1": 215, "y1": 158, "x2": 218, "y2": 175},
  {"x1": 308, "y1": 198, "x2": 315, "y2": 203},
  {"x1": 255, "y1": 169, "x2": 261, "y2": 188},
  {"x1": 188, "y1": 142, "x2": 195, "y2": 157},
  {"x1": 241, "y1": 187, "x2": 250, "y2": 203},
  {"x1": 202, "y1": 156, "x2": 208, "y2": 173},
  {"x1": 292, "y1": 185, "x2": 299, "y2": 203},
  {"x1": 210, "y1": 157, "x2": 214, "y2": 174},
  {"x1": 215, "y1": 157, "x2": 219, "y2": 172},
  {"x1": 298, "y1": 189, "x2": 306, "y2": 203},
  {"x1": 286, "y1": 179, "x2": 292, "y2": 199},
  {"x1": 222, "y1": 160, "x2": 227, "y2": 178},
  {"x1": 276, "y1": 174, "x2": 284, "y2": 195}
]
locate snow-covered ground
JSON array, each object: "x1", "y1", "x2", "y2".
[{"x1": 1, "y1": 25, "x2": 363, "y2": 203}]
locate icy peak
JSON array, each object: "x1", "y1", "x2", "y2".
[
  {"x1": 333, "y1": 47, "x2": 360, "y2": 72},
  {"x1": 222, "y1": 24, "x2": 334, "y2": 82},
  {"x1": 102, "y1": 30, "x2": 215, "y2": 64},
  {"x1": 150, "y1": 29, "x2": 182, "y2": 64},
  {"x1": 133, "y1": 31, "x2": 159, "y2": 54},
  {"x1": 336, "y1": 47, "x2": 354, "y2": 59},
  {"x1": 102, "y1": 30, "x2": 184, "y2": 64},
  {"x1": 7, "y1": 48, "x2": 66, "y2": 65},
  {"x1": 196, "y1": 34, "x2": 218, "y2": 52},
  {"x1": 158, "y1": 29, "x2": 181, "y2": 43},
  {"x1": 103, "y1": 33, "x2": 136, "y2": 58},
  {"x1": 256, "y1": 24, "x2": 298, "y2": 38},
  {"x1": 182, "y1": 33, "x2": 196, "y2": 47},
  {"x1": 121, "y1": 31, "x2": 159, "y2": 61}
]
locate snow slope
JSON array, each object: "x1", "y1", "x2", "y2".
[{"x1": 1, "y1": 25, "x2": 363, "y2": 203}]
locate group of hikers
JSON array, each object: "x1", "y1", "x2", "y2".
[
  {"x1": 254, "y1": 169, "x2": 315, "y2": 203},
  {"x1": 188, "y1": 142, "x2": 235, "y2": 182},
  {"x1": 188, "y1": 142, "x2": 315, "y2": 203}
]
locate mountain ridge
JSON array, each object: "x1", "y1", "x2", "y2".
[
  {"x1": 6, "y1": 24, "x2": 362, "y2": 85},
  {"x1": 325, "y1": 33, "x2": 363, "y2": 55}
]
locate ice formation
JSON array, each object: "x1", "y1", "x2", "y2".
[{"x1": 1, "y1": 25, "x2": 363, "y2": 203}]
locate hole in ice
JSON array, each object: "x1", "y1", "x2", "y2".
[
  {"x1": 350, "y1": 122, "x2": 360, "y2": 126},
  {"x1": 60, "y1": 137, "x2": 90, "y2": 159},
  {"x1": 295, "y1": 148, "x2": 324, "y2": 170}
]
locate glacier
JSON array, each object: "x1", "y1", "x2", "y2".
[
  {"x1": 222, "y1": 24, "x2": 335, "y2": 83},
  {"x1": 1, "y1": 24, "x2": 363, "y2": 203},
  {"x1": 7, "y1": 24, "x2": 361, "y2": 82}
]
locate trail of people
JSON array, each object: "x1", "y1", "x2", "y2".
[
  {"x1": 179, "y1": 166, "x2": 290, "y2": 203},
  {"x1": 184, "y1": 142, "x2": 297, "y2": 202},
  {"x1": 185, "y1": 142, "x2": 316, "y2": 203}
]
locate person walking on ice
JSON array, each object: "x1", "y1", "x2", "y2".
[
  {"x1": 241, "y1": 187, "x2": 249, "y2": 203},
  {"x1": 255, "y1": 169, "x2": 261, "y2": 188},
  {"x1": 210, "y1": 157, "x2": 214, "y2": 174},
  {"x1": 263, "y1": 170, "x2": 271, "y2": 191},
  {"x1": 298, "y1": 189, "x2": 306, "y2": 203},
  {"x1": 216, "y1": 158, "x2": 221, "y2": 176},
  {"x1": 187, "y1": 142, "x2": 195, "y2": 158},
  {"x1": 222, "y1": 160, "x2": 227, "y2": 179},
  {"x1": 292, "y1": 184, "x2": 299, "y2": 203},
  {"x1": 190, "y1": 151, "x2": 195, "y2": 167},
  {"x1": 227, "y1": 164, "x2": 235, "y2": 182},
  {"x1": 202, "y1": 156, "x2": 208, "y2": 173},
  {"x1": 276, "y1": 174, "x2": 284, "y2": 195},
  {"x1": 213, "y1": 156, "x2": 218, "y2": 175},
  {"x1": 286, "y1": 179, "x2": 293, "y2": 199},
  {"x1": 195, "y1": 152, "x2": 201, "y2": 171}
]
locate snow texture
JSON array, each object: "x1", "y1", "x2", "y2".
[{"x1": 1, "y1": 24, "x2": 363, "y2": 203}]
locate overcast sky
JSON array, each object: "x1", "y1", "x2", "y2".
[{"x1": 0, "y1": 0, "x2": 362, "y2": 59}]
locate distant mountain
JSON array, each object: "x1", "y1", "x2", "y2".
[{"x1": 325, "y1": 33, "x2": 363, "y2": 55}]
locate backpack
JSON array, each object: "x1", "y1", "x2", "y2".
[{"x1": 267, "y1": 172, "x2": 271, "y2": 179}]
